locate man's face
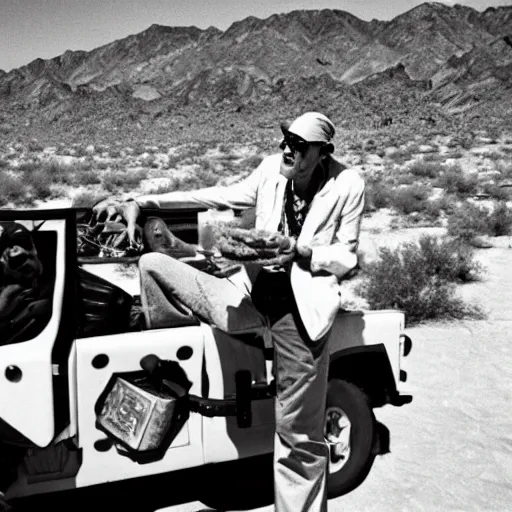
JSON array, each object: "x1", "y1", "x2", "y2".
[
  {"x1": 0, "y1": 224, "x2": 43, "y2": 286},
  {"x1": 279, "y1": 133, "x2": 324, "y2": 188}
]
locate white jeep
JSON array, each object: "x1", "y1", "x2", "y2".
[{"x1": 0, "y1": 206, "x2": 412, "y2": 509}]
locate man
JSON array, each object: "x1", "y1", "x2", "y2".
[
  {"x1": 0, "y1": 222, "x2": 53, "y2": 346},
  {"x1": 93, "y1": 112, "x2": 365, "y2": 511}
]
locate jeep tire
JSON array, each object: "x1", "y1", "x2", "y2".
[{"x1": 325, "y1": 378, "x2": 376, "y2": 498}]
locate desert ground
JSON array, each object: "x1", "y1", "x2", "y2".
[
  {"x1": 6, "y1": 131, "x2": 512, "y2": 512},
  {"x1": 135, "y1": 225, "x2": 509, "y2": 512},
  {"x1": 14, "y1": 222, "x2": 511, "y2": 512}
]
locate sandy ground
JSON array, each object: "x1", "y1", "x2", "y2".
[
  {"x1": 154, "y1": 244, "x2": 512, "y2": 512},
  {"x1": 13, "y1": 220, "x2": 511, "y2": 512}
]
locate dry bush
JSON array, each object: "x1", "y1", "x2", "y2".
[
  {"x1": 447, "y1": 202, "x2": 490, "y2": 240},
  {"x1": 487, "y1": 201, "x2": 512, "y2": 237},
  {"x1": 447, "y1": 200, "x2": 512, "y2": 239},
  {"x1": 393, "y1": 184, "x2": 432, "y2": 215},
  {"x1": 496, "y1": 162, "x2": 512, "y2": 180},
  {"x1": 102, "y1": 170, "x2": 148, "y2": 192},
  {"x1": 364, "y1": 181, "x2": 395, "y2": 212},
  {"x1": 24, "y1": 170, "x2": 53, "y2": 200},
  {"x1": 396, "y1": 172, "x2": 416, "y2": 185},
  {"x1": 481, "y1": 182, "x2": 509, "y2": 201},
  {"x1": 421, "y1": 153, "x2": 446, "y2": 163},
  {"x1": 408, "y1": 160, "x2": 443, "y2": 178},
  {"x1": 27, "y1": 139, "x2": 44, "y2": 152},
  {"x1": 356, "y1": 235, "x2": 484, "y2": 325},
  {"x1": 387, "y1": 147, "x2": 416, "y2": 164},
  {"x1": 72, "y1": 192, "x2": 108, "y2": 208},
  {"x1": 74, "y1": 170, "x2": 101, "y2": 186},
  {"x1": 437, "y1": 164, "x2": 478, "y2": 196},
  {"x1": 140, "y1": 154, "x2": 159, "y2": 169},
  {"x1": 415, "y1": 236, "x2": 483, "y2": 283},
  {"x1": 422, "y1": 195, "x2": 453, "y2": 219},
  {"x1": 0, "y1": 172, "x2": 24, "y2": 205}
]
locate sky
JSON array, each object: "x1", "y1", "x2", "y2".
[{"x1": 1, "y1": 0, "x2": 510, "y2": 71}]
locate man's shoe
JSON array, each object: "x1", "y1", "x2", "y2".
[{"x1": 143, "y1": 217, "x2": 197, "y2": 258}]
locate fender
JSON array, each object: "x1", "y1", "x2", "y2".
[{"x1": 328, "y1": 344, "x2": 397, "y2": 408}]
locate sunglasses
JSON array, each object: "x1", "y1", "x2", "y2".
[{"x1": 279, "y1": 134, "x2": 311, "y2": 154}]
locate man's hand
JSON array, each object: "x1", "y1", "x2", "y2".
[
  {"x1": 296, "y1": 244, "x2": 313, "y2": 270},
  {"x1": 91, "y1": 199, "x2": 143, "y2": 249}
]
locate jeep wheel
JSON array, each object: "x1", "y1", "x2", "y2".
[{"x1": 325, "y1": 379, "x2": 376, "y2": 498}]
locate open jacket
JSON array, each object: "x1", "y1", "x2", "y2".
[{"x1": 137, "y1": 153, "x2": 365, "y2": 341}]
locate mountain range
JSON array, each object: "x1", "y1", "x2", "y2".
[{"x1": 1, "y1": 2, "x2": 511, "y2": 144}]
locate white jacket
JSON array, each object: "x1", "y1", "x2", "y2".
[{"x1": 137, "y1": 153, "x2": 365, "y2": 341}]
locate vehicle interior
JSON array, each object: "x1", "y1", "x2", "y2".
[
  {"x1": 75, "y1": 205, "x2": 255, "y2": 339},
  {"x1": 0, "y1": 225, "x2": 56, "y2": 347}
]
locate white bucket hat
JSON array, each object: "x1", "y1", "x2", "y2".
[{"x1": 281, "y1": 112, "x2": 335, "y2": 143}]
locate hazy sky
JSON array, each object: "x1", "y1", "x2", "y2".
[{"x1": 1, "y1": 0, "x2": 510, "y2": 71}]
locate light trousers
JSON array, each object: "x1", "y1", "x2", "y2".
[{"x1": 139, "y1": 253, "x2": 329, "y2": 511}]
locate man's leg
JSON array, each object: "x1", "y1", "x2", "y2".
[
  {"x1": 139, "y1": 253, "x2": 266, "y2": 335},
  {"x1": 271, "y1": 313, "x2": 330, "y2": 512}
]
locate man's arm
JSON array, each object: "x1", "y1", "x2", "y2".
[
  {"x1": 306, "y1": 172, "x2": 365, "y2": 279},
  {"x1": 135, "y1": 159, "x2": 266, "y2": 211}
]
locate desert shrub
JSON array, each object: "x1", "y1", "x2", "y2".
[
  {"x1": 422, "y1": 197, "x2": 450, "y2": 219},
  {"x1": 145, "y1": 182, "x2": 176, "y2": 195},
  {"x1": 102, "y1": 170, "x2": 148, "y2": 192},
  {"x1": 0, "y1": 159, "x2": 9, "y2": 169},
  {"x1": 421, "y1": 153, "x2": 445, "y2": 162},
  {"x1": 458, "y1": 133, "x2": 475, "y2": 150},
  {"x1": 72, "y1": 192, "x2": 108, "y2": 208},
  {"x1": 408, "y1": 160, "x2": 442, "y2": 178},
  {"x1": 393, "y1": 184, "x2": 431, "y2": 215},
  {"x1": 30, "y1": 160, "x2": 76, "y2": 186},
  {"x1": 487, "y1": 201, "x2": 512, "y2": 236},
  {"x1": 487, "y1": 151, "x2": 504, "y2": 162},
  {"x1": 387, "y1": 147, "x2": 415, "y2": 164},
  {"x1": 27, "y1": 139, "x2": 44, "y2": 152},
  {"x1": 75, "y1": 170, "x2": 101, "y2": 186},
  {"x1": 356, "y1": 235, "x2": 483, "y2": 324},
  {"x1": 0, "y1": 172, "x2": 25, "y2": 205},
  {"x1": 24, "y1": 170, "x2": 52, "y2": 200},
  {"x1": 173, "y1": 164, "x2": 221, "y2": 191},
  {"x1": 396, "y1": 172, "x2": 416, "y2": 185},
  {"x1": 141, "y1": 154, "x2": 158, "y2": 168},
  {"x1": 445, "y1": 150, "x2": 464, "y2": 159},
  {"x1": 102, "y1": 172, "x2": 125, "y2": 192},
  {"x1": 364, "y1": 181, "x2": 395, "y2": 211},
  {"x1": 437, "y1": 164, "x2": 478, "y2": 196},
  {"x1": 74, "y1": 145, "x2": 89, "y2": 158},
  {"x1": 415, "y1": 236, "x2": 483, "y2": 283},
  {"x1": 17, "y1": 161, "x2": 39, "y2": 173},
  {"x1": 497, "y1": 162, "x2": 512, "y2": 180},
  {"x1": 481, "y1": 182, "x2": 509, "y2": 201},
  {"x1": 447, "y1": 202, "x2": 489, "y2": 240}
]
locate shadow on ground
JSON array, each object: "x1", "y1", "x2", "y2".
[
  {"x1": 12, "y1": 454, "x2": 275, "y2": 512},
  {"x1": 12, "y1": 422, "x2": 392, "y2": 511}
]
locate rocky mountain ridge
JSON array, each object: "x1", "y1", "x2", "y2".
[{"x1": 1, "y1": 2, "x2": 511, "y2": 143}]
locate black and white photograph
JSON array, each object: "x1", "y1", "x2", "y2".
[{"x1": 0, "y1": 0, "x2": 511, "y2": 511}]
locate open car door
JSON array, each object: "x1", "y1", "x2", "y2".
[{"x1": 0, "y1": 209, "x2": 76, "y2": 447}]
